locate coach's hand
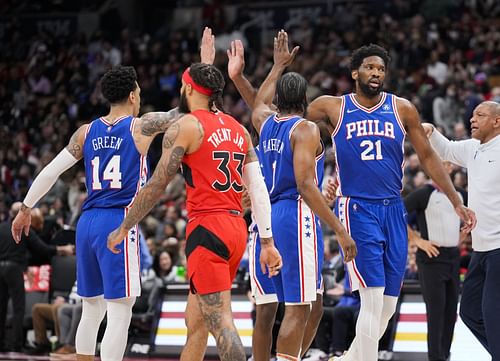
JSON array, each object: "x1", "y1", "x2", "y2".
[
  {"x1": 338, "y1": 231, "x2": 357, "y2": 263},
  {"x1": 107, "y1": 227, "x2": 128, "y2": 254},
  {"x1": 260, "y1": 237, "x2": 283, "y2": 277}
]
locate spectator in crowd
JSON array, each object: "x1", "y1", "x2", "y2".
[
  {"x1": 0, "y1": 203, "x2": 73, "y2": 352},
  {"x1": 152, "y1": 249, "x2": 178, "y2": 284},
  {"x1": 50, "y1": 282, "x2": 81, "y2": 357}
]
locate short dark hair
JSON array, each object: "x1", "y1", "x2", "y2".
[
  {"x1": 276, "y1": 72, "x2": 308, "y2": 115},
  {"x1": 101, "y1": 66, "x2": 138, "y2": 104},
  {"x1": 350, "y1": 44, "x2": 391, "y2": 71},
  {"x1": 189, "y1": 63, "x2": 225, "y2": 112}
]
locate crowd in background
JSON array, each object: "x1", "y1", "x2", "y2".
[{"x1": 0, "y1": 0, "x2": 498, "y2": 355}]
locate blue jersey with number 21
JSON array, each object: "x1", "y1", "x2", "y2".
[{"x1": 333, "y1": 92, "x2": 406, "y2": 199}]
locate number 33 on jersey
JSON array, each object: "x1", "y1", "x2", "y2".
[{"x1": 181, "y1": 109, "x2": 249, "y2": 217}]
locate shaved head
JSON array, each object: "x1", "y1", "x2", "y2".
[{"x1": 481, "y1": 101, "x2": 500, "y2": 116}]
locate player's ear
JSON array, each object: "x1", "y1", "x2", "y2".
[
  {"x1": 493, "y1": 115, "x2": 500, "y2": 129},
  {"x1": 185, "y1": 83, "x2": 193, "y2": 95},
  {"x1": 351, "y1": 69, "x2": 358, "y2": 81}
]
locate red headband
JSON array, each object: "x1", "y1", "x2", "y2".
[{"x1": 182, "y1": 68, "x2": 213, "y2": 96}]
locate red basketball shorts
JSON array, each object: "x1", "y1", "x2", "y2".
[{"x1": 185, "y1": 213, "x2": 247, "y2": 295}]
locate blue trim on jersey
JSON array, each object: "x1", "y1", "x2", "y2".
[{"x1": 333, "y1": 93, "x2": 405, "y2": 199}]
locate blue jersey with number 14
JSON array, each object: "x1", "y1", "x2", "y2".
[
  {"x1": 81, "y1": 115, "x2": 148, "y2": 211},
  {"x1": 333, "y1": 92, "x2": 406, "y2": 199}
]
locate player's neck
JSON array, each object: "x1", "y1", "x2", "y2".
[
  {"x1": 189, "y1": 99, "x2": 211, "y2": 113},
  {"x1": 353, "y1": 91, "x2": 383, "y2": 108},
  {"x1": 105, "y1": 105, "x2": 134, "y2": 124}
]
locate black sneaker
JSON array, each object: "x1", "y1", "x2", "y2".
[{"x1": 25, "y1": 343, "x2": 51, "y2": 355}]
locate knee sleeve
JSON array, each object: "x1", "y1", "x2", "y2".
[
  {"x1": 345, "y1": 287, "x2": 385, "y2": 361},
  {"x1": 100, "y1": 297, "x2": 136, "y2": 361},
  {"x1": 76, "y1": 296, "x2": 107, "y2": 355},
  {"x1": 379, "y1": 295, "x2": 398, "y2": 338}
]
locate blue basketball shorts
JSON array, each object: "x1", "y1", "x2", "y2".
[
  {"x1": 270, "y1": 199, "x2": 323, "y2": 304},
  {"x1": 76, "y1": 207, "x2": 141, "y2": 299},
  {"x1": 335, "y1": 196, "x2": 408, "y2": 297}
]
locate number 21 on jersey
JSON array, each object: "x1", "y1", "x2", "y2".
[
  {"x1": 91, "y1": 155, "x2": 122, "y2": 189},
  {"x1": 360, "y1": 140, "x2": 383, "y2": 160}
]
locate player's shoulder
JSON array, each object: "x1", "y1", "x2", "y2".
[
  {"x1": 392, "y1": 94, "x2": 415, "y2": 113},
  {"x1": 293, "y1": 118, "x2": 320, "y2": 138}
]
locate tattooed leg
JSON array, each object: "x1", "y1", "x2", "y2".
[
  {"x1": 180, "y1": 292, "x2": 208, "y2": 361},
  {"x1": 197, "y1": 290, "x2": 246, "y2": 361}
]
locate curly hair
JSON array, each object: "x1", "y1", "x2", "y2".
[
  {"x1": 350, "y1": 44, "x2": 391, "y2": 71},
  {"x1": 276, "y1": 72, "x2": 308, "y2": 115},
  {"x1": 189, "y1": 63, "x2": 225, "y2": 112},
  {"x1": 101, "y1": 66, "x2": 138, "y2": 104}
]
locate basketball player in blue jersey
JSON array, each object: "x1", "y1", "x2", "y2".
[
  {"x1": 11, "y1": 29, "x2": 217, "y2": 361},
  {"x1": 229, "y1": 30, "x2": 357, "y2": 361},
  {"x1": 306, "y1": 44, "x2": 476, "y2": 361}
]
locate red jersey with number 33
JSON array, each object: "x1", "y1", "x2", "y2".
[{"x1": 182, "y1": 109, "x2": 248, "y2": 219}]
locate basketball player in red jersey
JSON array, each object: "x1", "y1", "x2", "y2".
[{"x1": 107, "y1": 62, "x2": 282, "y2": 361}]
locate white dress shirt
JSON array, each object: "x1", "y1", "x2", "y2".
[{"x1": 429, "y1": 131, "x2": 500, "y2": 251}]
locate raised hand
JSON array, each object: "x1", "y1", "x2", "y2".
[
  {"x1": 200, "y1": 26, "x2": 215, "y2": 65},
  {"x1": 273, "y1": 29, "x2": 299, "y2": 68},
  {"x1": 227, "y1": 40, "x2": 245, "y2": 80}
]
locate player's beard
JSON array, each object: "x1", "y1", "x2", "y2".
[
  {"x1": 179, "y1": 90, "x2": 190, "y2": 113},
  {"x1": 358, "y1": 79, "x2": 383, "y2": 98}
]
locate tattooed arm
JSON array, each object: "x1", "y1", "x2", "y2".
[
  {"x1": 138, "y1": 108, "x2": 182, "y2": 136},
  {"x1": 107, "y1": 115, "x2": 201, "y2": 253}
]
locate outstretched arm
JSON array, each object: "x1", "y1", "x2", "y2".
[
  {"x1": 107, "y1": 115, "x2": 199, "y2": 253},
  {"x1": 241, "y1": 128, "x2": 282, "y2": 276},
  {"x1": 11, "y1": 124, "x2": 86, "y2": 243},
  {"x1": 402, "y1": 98, "x2": 476, "y2": 232},
  {"x1": 292, "y1": 121, "x2": 357, "y2": 262},
  {"x1": 227, "y1": 40, "x2": 258, "y2": 109},
  {"x1": 251, "y1": 30, "x2": 299, "y2": 133}
]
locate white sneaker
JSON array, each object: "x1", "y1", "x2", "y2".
[
  {"x1": 303, "y1": 348, "x2": 328, "y2": 361},
  {"x1": 378, "y1": 350, "x2": 393, "y2": 360}
]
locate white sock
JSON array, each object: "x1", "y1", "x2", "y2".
[
  {"x1": 76, "y1": 296, "x2": 107, "y2": 355},
  {"x1": 100, "y1": 297, "x2": 136, "y2": 361}
]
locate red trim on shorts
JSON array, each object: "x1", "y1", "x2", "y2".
[{"x1": 298, "y1": 200, "x2": 305, "y2": 302}]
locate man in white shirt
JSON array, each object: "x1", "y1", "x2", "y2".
[{"x1": 422, "y1": 100, "x2": 500, "y2": 361}]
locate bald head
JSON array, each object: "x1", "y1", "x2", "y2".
[
  {"x1": 470, "y1": 101, "x2": 500, "y2": 143},
  {"x1": 481, "y1": 101, "x2": 500, "y2": 117}
]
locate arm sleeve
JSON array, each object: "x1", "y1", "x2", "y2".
[
  {"x1": 242, "y1": 161, "x2": 272, "y2": 238},
  {"x1": 23, "y1": 148, "x2": 79, "y2": 207},
  {"x1": 429, "y1": 130, "x2": 475, "y2": 168}
]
